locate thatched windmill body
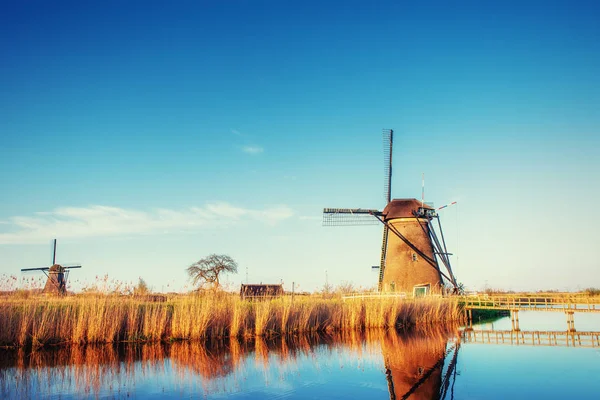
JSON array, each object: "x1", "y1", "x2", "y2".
[
  {"x1": 21, "y1": 239, "x2": 81, "y2": 295},
  {"x1": 323, "y1": 129, "x2": 458, "y2": 295}
]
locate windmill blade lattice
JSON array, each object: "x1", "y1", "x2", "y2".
[
  {"x1": 379, "y1": 129, "x2": 394, "y2": 289},
  {"x1": 322, "y1": 208, "x2": 381, "y2": 226},
  {"x1": 382, "y1": 129, "x2": 393, "y2": 203}
]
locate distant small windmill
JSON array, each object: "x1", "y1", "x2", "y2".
[
  {"x1": 323, "y1": 129, "x2": 458, "y2": 295},
  {"x1": 21, "y1": 239, "x2": 82, "y2": 295}
]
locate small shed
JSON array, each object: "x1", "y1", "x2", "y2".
[{"x1": 240, "y1": 284, "x2": 284, "y2": 300}]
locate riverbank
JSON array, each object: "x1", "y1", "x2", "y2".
[
  {"x1": 470, "y1": 308, "x2": 510, "y2": 323},
  {"x1": 0, "y1": 293, "x2": 463, "y2": 348}
]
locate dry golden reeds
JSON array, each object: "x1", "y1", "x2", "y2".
[{"x1": 0, "y1": 293, "x2": 463, "y2": 348}]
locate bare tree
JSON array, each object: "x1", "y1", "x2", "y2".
[{"x1": 186, "y1": 254, "x2": 238, "y2": 290}]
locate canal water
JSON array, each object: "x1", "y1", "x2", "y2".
[{"x1": 1, "y1": 313, "x2": 599, "y2": 399}]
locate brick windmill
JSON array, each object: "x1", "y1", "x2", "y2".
[
  {"x1": 323, "y1": 129, "x2": 458, "y2": 295},
  {"x1": 21, "y1": 239, "x2": 82, "y2": 295}
]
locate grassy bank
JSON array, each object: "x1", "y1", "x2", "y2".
[
  {"x1": 0, "y1": 293, "x2": 462, "y2": 348},
  {"x1": 470, "y1": 309, "x2": 510, "y2": 323}
]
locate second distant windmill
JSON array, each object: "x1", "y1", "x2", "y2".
[{"x1": 20, "y1": 239, "x2": 82, "y2": 295}]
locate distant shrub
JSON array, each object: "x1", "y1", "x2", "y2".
[
  {"x1": 134, "y1": 278, "x2": 150, "y2": 296},
  {"x1": 335, "y1": 281, "x2": 356, "y2": 295},
  {"x1": 536, "y1": 289, "x2": 559, "y2": 293},
  {"x1": 483, "y1": 287, "x2": 512, "y2": 295},
  {"x1": 583, "y1": 287, "x2": 600, "y2": 296},
  {"x1": 11, "y1": 289, "x2": 32, "y2": 299}
]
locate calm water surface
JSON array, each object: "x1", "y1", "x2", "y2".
[{"x1": 1, "y1": 313, "x2": 599, "y2": 399}]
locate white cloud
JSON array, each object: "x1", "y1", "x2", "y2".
[
  {"x1": 230, "y1": 129, "x2": 264, "y2": 154},
  {"x1": 0, "y1": 203, "x2": 294, "y2": 244},
  {"x1": 242, "y1": 145, "x2": 264, "y2": 154}
]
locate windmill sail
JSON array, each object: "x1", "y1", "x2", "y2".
[
  {"x1": 21, "y1": 266, "x2": 81, "y2": 272},
  {"x1": 378, "y1": 129, "x2": 393, "y2": 290},
  {"x1": 428, "y1": 216, "x2": 458, "y2": 289},
  {"x1": 383, "y1": 129, "x2": 393, "y2": 204},
  {"x1": 377, "y1": 227, "x2": 389, "y2": 291},
  {"x1": 322, "y1": 208, "x2": 380, "y2": 226}
]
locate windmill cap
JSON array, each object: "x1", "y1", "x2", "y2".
[{"x1": 383, "y1": 198, "x2": 433, "y2": 220}]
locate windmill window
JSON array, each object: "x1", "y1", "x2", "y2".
[
  {"x1": 413, "y1": 284, "x2": 430, "y2": 298},
  {"x1": 412, "y1": 253, "x2": 418, "y2": 262}
]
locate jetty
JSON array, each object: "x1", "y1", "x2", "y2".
[
  {"x1": 460, "y1": 329, "x2": 600, "y2": 348},
  {"x1": 462, "y1": 294, "x2": 600, "y2": 331}
]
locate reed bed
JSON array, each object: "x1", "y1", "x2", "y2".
[{"x1": 0, "y1": 293, "x2": 463, "y2": 348}]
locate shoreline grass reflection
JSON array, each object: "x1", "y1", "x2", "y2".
[{"x1": 0, "y1": 325, "x2": 459, "y2": 399}]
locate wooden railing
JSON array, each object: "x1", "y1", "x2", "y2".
[
  {"x1": 460, "y1": 329, "x2": 600, "y2": 347},
  {"x1": 342, "y1": 292, "x2": 409, "y2": 300},
  {"x1": 461, "y1": 295, "x2": 600, "y2": 312}
]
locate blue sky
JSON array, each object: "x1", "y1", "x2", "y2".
[{"x1": 1, "y1": 0, "x2": 599, "y2": 292}]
